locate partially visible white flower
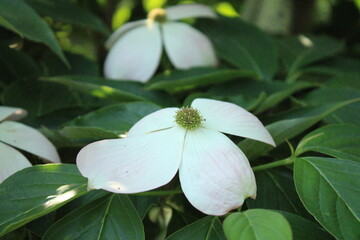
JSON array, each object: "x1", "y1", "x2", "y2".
[
  {"x1": 104, "y1": 4, "x2": 218, "y2": 82},
  {"x1": 77, "y1": 99, "x2": 275, "y2": 215},
  {"x1": 0, "y1": 106, "x2": 60, "y2": 183}
]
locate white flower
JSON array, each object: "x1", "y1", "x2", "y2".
[
  {"x1": 104, "y1": 4, "x2": 218, "y2": 82},
  {"x1": 76, "y1": 99, "x2": 275, "y2": 215},
  {"x1": 0, "y1": 106, "x2": 61, "y2": 183}
]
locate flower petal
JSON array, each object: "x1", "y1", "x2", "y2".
[
  {"x1": 179, "y1": 128, "x2": 256, "y2": 215},
  {"x1": 127, "y1": 107, "x2": 178, "y2": 137},
  {"x1": 192, "y1": 98, "x2": 275, "y2": 146},
  {"x1": 77, "y1": 126, "x2": 186, "y2": 193},
  {"x1": 105, "y1": 20, "x2": 146, "y2": 49},
  {"x1": 0, "y1": 121, "x2": 60, "y2": 163},
  {"x1": 0, "y1": 106, "x2": 27, "y2": 121},
  {"x1": 104, "y1": 23, "x2": 162, "y2": 82},
  {"x1": 166, "y1": 4, "x2": 217, "y2": 21},
  {"x1": 0, "y1": 142, "x2": 31, "y2": 183},
  {"x1": 162, "y1": 22, "x2": 218, "y2": 69}
]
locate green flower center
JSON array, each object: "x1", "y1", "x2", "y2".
[
  {"x1": 175, "y1": 107, "x2": 203, "y2": 130},
  {"x1": 147, "y1": 8, "x2": 167, "y2": 22}
]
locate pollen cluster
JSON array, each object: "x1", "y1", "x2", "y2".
[
  {"x1": 175, "y1": 107, "x2": 203, "y2": 130},
  {"x1": 147, "y1": 8, "x2": 167, "y2": 22}
]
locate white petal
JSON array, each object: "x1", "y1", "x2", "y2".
[
  {"x1": 0, "y1": 121, "x2": 60, "y2": 163},
  {"x1": 192, "y1": 98, "x2": 275, "y2": 146},
  {"x1": 162, "y1": 22, "x2": 218, "y2": 69},
  {"x1": 127, "y1": 107, "x2": 178, "y2": 137},
  {"x1": 0, "y1": 106, "x2": 27, "y2": 121},
  {"x1": 76, "y1": 126, "x2": 186, "y2": 193},
  {"x1": 165, "y1": 4, "x2": 217, "y2": 21},
  {"x1": 104, "y1": 23, "x2": 162, "y2": 82},
  {"x1": 0, "y1": 142, "x2": 31, "y2": 183},
  {"x1": 179, "y1": 128, "x2": 256, "y2": 215},
  {"x1": 105, "y1": 20, "x2": 146, "y2": 49}
]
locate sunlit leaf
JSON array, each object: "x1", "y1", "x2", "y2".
[
  {"x1": 223, "y1": 209, "x2": 292, "y2": 240},
  {"x1": 0, "y1": 164, "x2": 88, "y2": 237}
]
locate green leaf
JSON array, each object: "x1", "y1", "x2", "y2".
[
  {"x1": 0, "y1": 164, "x2": 88, "y2": 237},
  {"x1": 239, "y1": 98, "x2": 360, "y2": 160},
  {"x1": 301, "y1": 57, "x2": 360, "y2": 76},
  {"x1": 206, "y1": 80, "x2": 316, "y2": 113},
  {"x1": 0, "y1": 46, "x2": 41, "y2": 83},
  {"x1": 325, "y1": 73, "x2": 360, "y2": 90},
  {"x1": 128, "y1": 195, "x2": 159, "y2": 220},
  {"x1": 59, "y1": 126, "x2": 119, "y2": 140},
  {"x1": 223, "y1": 209, "x2": 292, "y2": 240},
  {"x1": 247, "y1": 168, "x2": 308, "y2": 217},
  {"x1": 303, "y1": 87, "x2": 360, "y2": 126},
  {"x1": 27, "y1": 0, "x2": 109, "y2": 35},
  {"x1": 253, "y1": 81, "x2": 317, "y2": 114},
  {"x1": 278, "y1": 36, "x2": 344, "y2": 82},
  {"x1": 64, "y1": 102, "x2": 161, "y2": 134},
  {"x1": 43, "y1": 194, "x2": 144, "y2": 240},
  {"x1": 197, "y1": 18, "x2": 278, "y2": 80},
  {"x1": 41, "y1": 76, "x2": 178, "y2": 107},
  {"x1": 42, "y1": 52, "x2": 98, "y2": 76},
  {"x1": 146, "y1": 68, "x2": 257, "y2": 93},
  {"x1": 296, "y1": 124, "x2": 360, "y2": 162},
  {"x1": 167, "y1": 216, "x2": 225, "y2": 240},
  {"x1": 0, "y1": 0, "x2": 67, "y2": 64},
  {"x1": 2, "y1": 79, "x2": 104, "y2": 122},
  {"x1": 294, "y1": 157, "x2": 360, "y2": 240},
  {"x1": 278, "y1": 211, "x2": 333, "y2": 240}
]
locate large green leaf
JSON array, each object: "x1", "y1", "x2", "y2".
[
  {"x1": 325, "y1": 73, "x2": 360, "y2": 90},
  {"x1": 41, "y1": 76, "x2": 178, "y2": 107},
  {"x1": 167, "y1": 216, "x2": 225, "y2": 240},
  {"x1": 27, "y1": 0, "x2": 109, "y2": 35},
  {"x1": 239, "y1": 98, "x2": 360, "y2": 160},
  {"x1": 296, "y1": 124, "x2": 360, "y2": 162},
  {"x1": 0, "y1": 164, "x2": 88, "y2": 237},
  {"x1": 197, "y1": 17, "x2": 278, "y2": 80},
  {"x1": 2, "y1": 80, "x2": 104, "y2": 122},
  {"x1": 205, "y1": 80, "x2": 316, "y2": 113},
  {"x1": 43, "y1": 194, "x2": 144, "y2": 240},
  {"x1": 64, "y1": 102, "x2": 161, "y2": 134},
  {"x1": 278, "y1": 36, "x2": 344, "y2": 82},
  {"x1": 223, "y1": 209, "x2": 292, "y2": 240},
  {"x1": 294, "y1": 157, "x2": 360, "y2": 240},
  {"x1": 146, "y1": 68, "x2": 256, "y2": 92},
  {"x1": 247, "y1": 168, "x2": 308, "y2": 217},
  {"x1": 278, "y1": 211, "x2": 333, "y2": 240},
  {"x1": 0, "y1": 0, "x2": 67, "y2": 64},
  {"x1": 303, "y1": 86, "x2": 360, "y2": 126}
]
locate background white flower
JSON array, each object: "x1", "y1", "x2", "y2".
[
  {"x1": 77, "y1": 99, "x2": 275, "y2": 215},
  {"x1": 0, "y1": 106, "x2": 61, "y2": 183},
  {"x1": 104, "y1": 4, "x2": 218, "y2": 82}
]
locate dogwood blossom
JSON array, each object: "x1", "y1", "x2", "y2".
[
  {"x1": 77, "y1": 99, "x2": 275, "y2": 215},
  {"x1": 104, "y1": 4, "x2": 218, "y2": 82},
  {"x1": 0, "y1": 106, "x2": 60, "y2": 183}
]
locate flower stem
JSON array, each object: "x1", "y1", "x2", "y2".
[
  {"x1": 252, "y1": 157, "x2": 294, "y2": 172},
  {"x1": 133, "y1": 189, "x2": 183, "y2": 196}
]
